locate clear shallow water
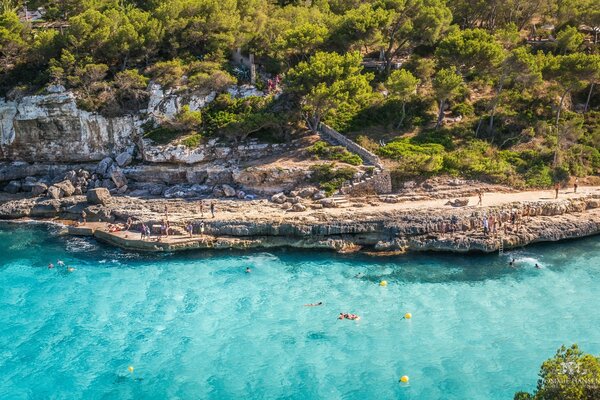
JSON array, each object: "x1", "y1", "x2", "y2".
[{"x1": 1, "y1": 223, "x2": 600, "y2": 400}]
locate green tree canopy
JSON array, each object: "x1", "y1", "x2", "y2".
[
  {"x1": 286, "y1": 51, "x2": 374, "y2": 131},
  {"x1": 515, "y1": 344, "x2": 600, "y2": 400},
  {"x1": 432, "y1": 67, "x2": 465, "y2": 128}
]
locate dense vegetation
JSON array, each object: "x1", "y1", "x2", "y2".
[
  {"x1": 515, "y1": 344, "x2": 600, "y2": 400},
  {"x1": 1, "y1": 0, "x2": 600, "y2": 186}
]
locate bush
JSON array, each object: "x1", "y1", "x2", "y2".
[
  {"x1": 310, "y1": 163, "x2": 357, "y2": 195},
  {"x1": 308, "y1": 141, "x2": 363, "y2": 165},
  {"x1": 181, "y1": 133, "x2": 203, "y2": 148},
  {"x1": 451, "y1": 101, "x2": 475, "y2": 117},
  {"x1": 524, "y1": 165, "x2": 553, "y2": 187},
  {"x1": 377, "y1": 139, "x2": 445, "y2": 176}
]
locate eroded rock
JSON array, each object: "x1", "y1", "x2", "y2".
[{"x1": 87, "y1": 188, "x2": 112, "y2": 205}]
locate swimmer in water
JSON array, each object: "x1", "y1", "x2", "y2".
[
  {"x1": 354, "y1": 272, "x2": 364, "y2": 278},
  {"x1": 67, "y1": 267, "x2": 76, "y2": 272},
  {"x1": 509, "y1": 258, "x2": 516, "y2": 267},
  {"x1": 304, "y1": 302, "x2": 323, "y2": 307},
  {"x1": 57, "y1": 260, "x2": 65, "y2": 267},
  {"x1": 48, "y1": 263, "x2": 54, "y2": 269},
  {"x1": 245, "y1": 267, "x2": 251, "y2": 273},
  {"x1": 338, "y1": 313, "x2": 360, "y2": 320},
  {"x1": 535, "y1": 263, "x2": 541, "y2": 269}
]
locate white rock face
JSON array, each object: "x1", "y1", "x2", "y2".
[
  {"x1": 0, "y1": 93, "x2": 136, "y2": 162},
  {"x1": 146, "y1": 83, "x2": 217, "y2": 119},
  {"x1": 0, "y1": 83, "x2": 266, "y2": 164}
]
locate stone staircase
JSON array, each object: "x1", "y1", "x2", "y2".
[
  {"x1": 329, "y1": 195, "x2": 351, "y2": 208},
  {"x1": 317, "y1": 124, "x2": 392, "y2": 196}
]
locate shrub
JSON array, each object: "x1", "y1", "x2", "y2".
[
  {"x1": 310, "y1": 163, "x2": 357, "y2": 195},
  {"x1": 378, "y1": 139, "x2": 445, "y2": 176},
  {"x1": 181, "y1": 133, "x2": 203, "y2": 148},
  {"x1": 308, "y1": 141, "x2": 363, "y2": 166}
]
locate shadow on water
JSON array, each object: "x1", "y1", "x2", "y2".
[{"x1": 1, "y1": 221, "x2": 596, "y2": 283}]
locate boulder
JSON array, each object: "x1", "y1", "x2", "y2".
[
  {"x1": 312, "y1": 191, "x2": 326, "y2": 200},
  {"x1": 74, "y1": 186, "x2": 83, "y2": 196},
  {"x1": 77, "y1": 169, "x2": 90, "y2": 180},
  {"x1": 109, "y1": 167, "x2": 128, "y2": 188},
  {"x1": 54, "y1": 180, "x2": 76, "y2": 197},
  {"x1": 47, "y1": 185, "x2": 61, "y2": 199},
  {"x1": 319, "y1": 198, "x2": 337, "y2": 208},
  {"x1": 212, "y1": 187, "x2": 225, "y2": 197},
  {"x1": 87, "y1": 188, "x2": 112, "y2": 205},
  {"x1": 95, "y1": 157, "x2": 113, "y2": 176},
  {"x1": 445, "y1": 198, "x2": 469, "y2": 207},
  {"x1": 146, "y1": 183, "x2": 166, "y2": 196},
  {"x1": 115, "y1": 151, "x2": 133, "y2": 167},
  {"x1": 31, "y1": 182, "x2": 48, "y2": 196},
  {"x1": 281, "y1": 202, "x2": 292, "y2": 210},
  {"x1": 271, "y1": 192, "x2": 287, "y2": 204},
  {"x1": 4, "y1": 180, "x2": 21, "y2": 194},
  {"x1": 222, "y1": 184, "x2": 236, "y2": 197},
  {"x1": 164, "y1": 185, "x2": 191, "y2": 198},
  {"x1": 298, "y1": 187, "x2": 318, "y2": 198},
  {"x1": 292, "y1": 203, "x2": 306, "y2": 212},
  {"x1": 288, "y1": 196, "x2": 302, "y2": 204},
  {"x1": 64, "y1": 170, "x2": 77, "y2": 183}
]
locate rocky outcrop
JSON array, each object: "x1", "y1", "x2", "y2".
[
  {"x1": 0, "y1": 92, "x2": 136, "y2": 162},
  {"x1": 87, "y1": 188, "x2": 112, "y2": 205},
  {"x1": 2, "y1": 194, "x2": 600, "y2": 254}
]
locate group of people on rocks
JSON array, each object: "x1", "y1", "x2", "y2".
[{"x1": 134, "y1": 203, "x2": 211, "y2": 241}]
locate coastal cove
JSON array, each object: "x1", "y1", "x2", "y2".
[
  {"x1": 1, "y1": 221, "x2": 600, "y2": 399},
  {"x1": 3, "y1": 187, "x2": 600, "y2": 254}
]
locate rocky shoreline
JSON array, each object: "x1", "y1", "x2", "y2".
[{"x1": 2, "y1": 187, "x2": 600, "y2": 254}]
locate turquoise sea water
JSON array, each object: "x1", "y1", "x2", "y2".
[{"x1": 1, "y1": 222, "x2": 600, "y2": 399}]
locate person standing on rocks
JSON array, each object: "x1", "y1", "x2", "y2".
[
  {"x1": 187, "y1": 222, "x2": 194, "y2": 238},
  {"x1": 555, "y1": 183, "x2": 560, "y2": 199},
  {"x1": 477, "y1": 191, "x2": 483, "y2": 206},
  {"x1": 199, "y1": 202, "x2": 204, "y2": 218},
  {"x1": 574, "y1": 178, "x2": 579, "y2": 194},
  {"x1": 80, "y1": 210, "x2": 87, "y2": 225},
  {"x1": 210, "y1": 202, "x2": 215, "y2": 218}
]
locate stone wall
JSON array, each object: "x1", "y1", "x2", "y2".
[
  {"x1": 340, "y1": 169, "x2": 393, "y2": 196},
  {"x1": 318, "y1": 124, "x2": 384, "y2": 169}
]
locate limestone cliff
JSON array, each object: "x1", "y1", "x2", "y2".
[
  {"x1": 0, "y1": 84, "x2": 264, "y2": 164},
  {"x1": 0, "y1": 92, "x2": 136, "y2": 162}
]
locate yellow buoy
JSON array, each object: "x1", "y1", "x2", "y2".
[
  {"x1": 128, "y1": 366, "x2": 134, "y2": 373},
  {"x1": 404, "y1": 312, "x2": 412, "y2": 319},
  {"x1": 400, "y1": 375, "x2": 409, "y2": 383},
  {"x1": 379, "y1": 280, "x2": 388, "y2": 287}
]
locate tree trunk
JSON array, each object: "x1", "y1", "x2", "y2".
[
  {"x1": 436, "y1": 99, "x2": 445, "y2": 129},
  {"x1": 553, "y1": 89, "x2": 570, "y2": 167},
  {"x1": 584, "y1": 82, "x2": 595, "y2": 113},
  {"x1": 396, "y1": 102, "x2": 406, "y2": 129},
  {"x1": 475, "y1": 117, "x2": 484, "y2": 137}
]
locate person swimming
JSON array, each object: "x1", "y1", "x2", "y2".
[
  {"x1": 245, "y1": 267, "x2": 251, "y2": 273},
  {"x1": 304, "y1": 302, "x2": 323, "y2": 307},
  {"x1": 57, "y1": 260, "x2": 65, "y2": 267},
  {"x1": 509, "y1": 258, "x2": 516, "y2": 267},
  {"x1": 67, "y1": 267, "x2": 76, "y2": 272},
  {"x1": 535, "y1": 263, "x2": 541, "y2": 269},
  {"x1": 48, "y1": 263, "x2": 54, "y2": 269},
  {"x1": 338, "y1": 313, "x2": 360, "y2": 320}
]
